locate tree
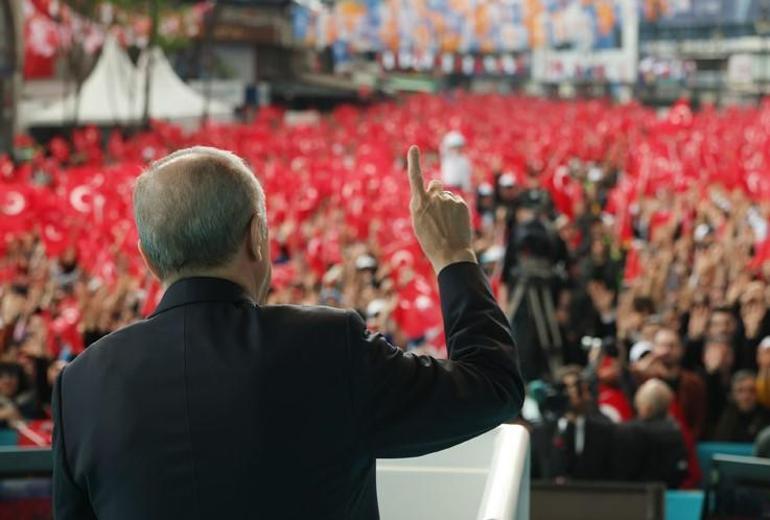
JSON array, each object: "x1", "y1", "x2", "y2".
[
  {"x1": 58, "y1": 0, "x2": 104, "y2": 128},
  {"x1": 63, "y1": 0, "x2": 168, "y2": 128},
  {"x1": 143, "y1": 0, "x2": 161, "y2": 127},
  {"x1": 0, "y1": 0, "x2": 19, "y2": 155}
]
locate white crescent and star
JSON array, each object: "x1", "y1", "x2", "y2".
[{"x1": 1, "y1": 191, "x2": 26, "y2": 216}]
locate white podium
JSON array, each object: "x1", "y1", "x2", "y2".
[{"x1": 376, "y1": 424, "x2": 530, "y2": 520}]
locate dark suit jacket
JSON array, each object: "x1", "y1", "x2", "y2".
[
  {"x1": 612, "y1": 417, "x2": 688, "y2": 488},
  {"x1": 533, "y1": 411, "x2": 614, "y2": 480},
  {"x1": 53, "y1": 262, "x2": 523, "y2": 519}
]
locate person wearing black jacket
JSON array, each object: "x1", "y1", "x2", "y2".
[
  {"x1": 613, "y1": 379, "x2": 688, "y2": 488},
  {"x1": 714, "y1": 370, "x2": 770, "y2": 443},
  {"x1": 52, "y1": 146, "x2": 524, "y2": 520},
  {"x1": 533, "y1": 365, "x2": 614, "y2": 480}
]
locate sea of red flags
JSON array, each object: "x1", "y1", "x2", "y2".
[{"x1": 3, "y1": 94, "x2": 770, "y2": 340}]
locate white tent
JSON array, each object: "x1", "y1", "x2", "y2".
[
  {"x1": 24, "y1": 38, "x2": 233, "y2": 127},
  {"x1": 25, "y1": 37, "x2": 142, "y2": 126},
  {"x1": 134, "y1": 47, "x2": 233, "y2": 120}
]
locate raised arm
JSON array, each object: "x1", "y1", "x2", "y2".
[{"x1": 347, "y1": 146, "x2": 524, "y2": 458}]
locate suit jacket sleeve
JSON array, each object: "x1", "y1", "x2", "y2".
[
  {"x1": 52, "y1": 369, "x2": 96, "y2": 520},
  {"x1": 347, "y1": 261, "x2": 524, "y2": 458}
]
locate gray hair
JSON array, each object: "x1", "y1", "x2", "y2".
[
  {"x1": 133, "y1": 146, "x2": 267, "y2": 281},
  {"x1": 635, "y1": 379, "x2": 673, "y2": 420},
  {"x1": 732, "y1": 370, "x2": 757, "y2": 389}
]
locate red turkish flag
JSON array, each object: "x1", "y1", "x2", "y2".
[
  {"x1": 0, "y1": 185, "x2": 34, "y2": 237},
  {"x1": 391, "y1": 276, "x2": 442, "y2": 341},
  {"x1": 40, "y1": 220, "x2": 70, "y2": 257}
]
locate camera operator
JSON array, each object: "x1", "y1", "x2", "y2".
[
  {"x1": 532, "y1": 365, "x2": 614, "y2": 481},
  {"x1": 501, "y1": 197, "x2": 569, "y2": 381}
]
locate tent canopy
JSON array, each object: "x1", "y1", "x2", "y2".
[
  {"x1": 135, "y1": 47, "x2": 232, "y2": 121},
  {"x1": 24, "y1": 37, "x2": 233, "y2": 127}
]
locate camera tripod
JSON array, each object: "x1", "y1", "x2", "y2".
[{"x1": 508, "y1": 257, "x2": 564, "y2": 377}]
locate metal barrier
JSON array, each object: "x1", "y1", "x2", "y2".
[{"x1": 0, "y1": 447, "x2": 52, "y2": 478}]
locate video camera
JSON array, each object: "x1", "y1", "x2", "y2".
[{"x1": 528, "y1": 379, "x2": 569, "y2": 421}]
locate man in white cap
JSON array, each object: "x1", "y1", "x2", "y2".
[{"x1": 440, "y1": 131, "x2": 473, "y2": 193}]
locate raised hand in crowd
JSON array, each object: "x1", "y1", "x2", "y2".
[{"x1": 741, "y1": 282, "x2": 768, "y2": 340}]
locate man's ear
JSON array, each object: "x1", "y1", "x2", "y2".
[
  {"x1": 247, "y1": 215, "x2": 263, "y2": 262},
  {"x1": 137, "y1": 240, "x2": 163, "y2": 281}
]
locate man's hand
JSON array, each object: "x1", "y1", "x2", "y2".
[
  {"x1": 407, "y1": 146, "x2": 476, "y2": 274},
  {"x1": 687, "y1": 305, "x2": 709, "y2": 340}
]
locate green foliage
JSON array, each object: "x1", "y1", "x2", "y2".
[{"x1": 62, "y1": 1, "x2": 191, "y2": 52}]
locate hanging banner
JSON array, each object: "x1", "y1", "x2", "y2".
[
  {"x1": 293, "y1": 0, "x2": 535, "y2": 55},
  {"x1": 378, "y1": 50, "x2": 529, "y2": 77},
  {"x1": 533, "y1": 0, "x2": 638, "y2": 84},
  {"x1": 641, "y1": 0, "x2": 759, "y2": 27},
  {"x1": 294, "y1": 0, "x2": 636, "y2": 80}
]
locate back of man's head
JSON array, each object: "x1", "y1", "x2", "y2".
[
  {"x1": 635, "y1": 378, "x2": 673, "y2": 421},
  {"x1": 133, "y1": 147, "x2": 266, "y2": 282}
]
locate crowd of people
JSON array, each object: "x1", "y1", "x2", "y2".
[{"x1": 2, "y1": 93, "x2": 770, "y2": 488}]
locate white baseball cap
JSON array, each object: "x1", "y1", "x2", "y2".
[
  {"x1": 478, "y1": 183, "x2": 494, "y2": 196},
  {"x1": 366, "y1": 299, "x2": 388, "y2": 318},
  {"x1": 442, "y1": 131, "x2": 466, "y2": 149},
  {"x1": 499, "y1": 173, "x2": 516, "y2": 188},
  {"x1": 629, "y1": 341, "x2": 653, "y2": 364}
]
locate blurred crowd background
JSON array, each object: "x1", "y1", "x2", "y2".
[{"x1": 4, "y1": 95, "x2": 770, "y2": 490}]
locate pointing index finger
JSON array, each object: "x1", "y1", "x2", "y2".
[{"x1": 407, "y1": 145, "x2": 427, "y2": 201}]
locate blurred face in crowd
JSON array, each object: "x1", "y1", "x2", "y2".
[
  {"x1": 0, "y1": 369, "x2": 19, "y2": 399},
  {"x1": 590, "y1": 238, "x2": 607, "y2": 261},
  {"x1": 515, "y1": 206, "x2": 536, "y2": 225},
  {"x1": 732, "y1": 376, "x2": 757, "y2": 413},
  {"x1": 499, "y1": 184, "x2": 517, "y2": 202},
  {"x1": 597, "y1": 356, "x2": 622, "y2": 386},
  {"x1": 638, "y1": 322, "x2": 658, "y2": 343},
  {"x1": 524, "y1": 169, "x2": 541, "y2": 189},
  {"x1": 708, "y1": 288, "x2": 727, "y2": 308},
  {"x1": 561, "y1": 372, "x2": 589, "y2": 414},
  {"x1": 477, "y1": 190, "x2": 495, "y2": 212},
  {"x1": 652, "y1": 328, "x2": 683, "y2": 369},
  {"x1": 25, "y1": 314, "x2": 47, "y2": 342},
  {"x1": 708, "y1": 310, "x2": 736, "y2": 338},
  {"x1": 60, "y1": 246, "x2": 78, "y2": 271}
]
